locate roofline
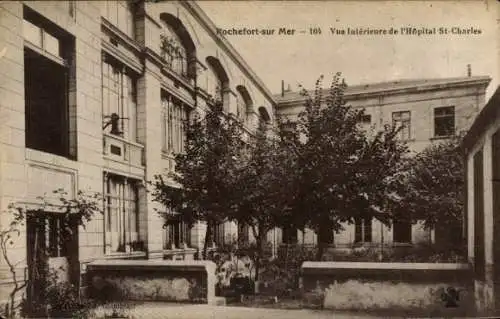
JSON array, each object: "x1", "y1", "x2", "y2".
[
  {"x1": 461, "y1": 85, "x2": 500, "y2": 153},
  {"x1": 183, "y1": 1, "x2": 277, "y2": 107},
  {"x1": 276, "y1": 76, "x2": 492, "y2": 106}
]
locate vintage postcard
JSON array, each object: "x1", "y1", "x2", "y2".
[{"x1": 0, "y1": 0, "x2": 498, "y2": 318}]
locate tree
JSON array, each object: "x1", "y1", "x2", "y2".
[
  {"x1": 392, "y1": 138, "x2": 464, "y2": 247},
  {"x1": 151, "y1": 101, "x2": 245, "y2": 259},
  {"x1": 234, "y1": 124, "x2": 296, "y2": 282},
  {"x1": 286, "y1": 74, "x2": 408, "y2": 260},
  {"x1": 0, "y1": 189, "x2": 102, "y2": 318}
]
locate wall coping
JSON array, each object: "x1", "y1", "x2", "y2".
[
  {"x1": 87, "y1": 259, "x2": 216, "y2": 273},
  {"x1": 302, "y1": 261, "x2": 470, "y2": 271}
]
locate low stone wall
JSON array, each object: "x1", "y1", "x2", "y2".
[
  {"x1": 301, "y1": 261, "x2": 474, "y2": 316},
  {"x1": 86, "y1": 260, "x2": 216, "y2": 305}
]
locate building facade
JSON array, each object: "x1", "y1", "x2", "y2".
[
  {"x1": 275, "y1": 76, "x2": 491, "y2": 249},
  {"x1": 0, "y1": 0, "x2": 275, "y2": 303},
  {"x1": 462, "y1": 86, "x2": 500, "y2": 314}
]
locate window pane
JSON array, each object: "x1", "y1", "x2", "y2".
[
  {"x1": 23, "y1": 20, "x2": 42, "y2": 47},
  {"x1": 44, "y1": 31, "x2": 60, "y2": 57}
]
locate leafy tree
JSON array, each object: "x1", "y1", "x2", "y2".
[
  {"x1": 392, "y1": 138, "x2": 464, "y2": 247},
  {"x1": 151, "y1": 101, "x2": 245, "y2": 259},
  {"x1": 234, "y1": 124, "x2": 296, "y2": 281},
  {"x1": 286, "y1": 74, "x2": 408, "y2": 260}
]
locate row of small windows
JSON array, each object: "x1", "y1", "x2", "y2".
[{"x1": 359, "y1": 106, "x2": 456, "y2": 140}]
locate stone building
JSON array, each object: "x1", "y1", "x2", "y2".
[
  {"x1": 275, "y1": 76, "x2": 491, "y2": 249},
  {"x1": 461, "y1": 86, "x2": 500, "y2": 314},
  {"x1": 0, "y1": 0, "x2": 275, "y2": 303}
]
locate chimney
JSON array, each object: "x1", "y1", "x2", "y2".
[
  {"x1": 281, "y1": 80, "x2": 285, "y2": 97},
  {"x1": 287, "y1": 84, "x2": 291, "y2": 92},
  {"x1": 467, "y1": 64, "x2": 471, "y2": 77}
]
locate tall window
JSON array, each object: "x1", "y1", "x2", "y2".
[
  {"x1": 163, "y1": 214, "x2": 191, "y2": 249},
  {"x1": 236, "y1": 91, "x2": 246, "y2": 121},
  {"x1": 434, "y1": 106, "x2": 455, "y2": 137},
  {"x1": 104, "y1": 174, "x2": 140, "y2": 253},
  {"x1": 102, "y1": 56, "x2": 137, "y2": 141},
  {"x1": 473, "y1": 149, "x2": 485, "y2": 279},
  {"x1": 23, "y1": 12, "x2": 73, "y2": 158},
  {"x1": 103, "y1": 1, "x2": 135, "y2": 39},
  {"x1": 161, "y1": 94, "x2": 189, "y2": 154},
  {"x1": 393, "y1": 219, "x2": 411, "y2": 243},
  {"x1": 392, "y1": 111, "x2": 411, "y2": 140},
  {"x1": 206, "y1": 66, "x2": 222, "y2": 102},
  {"x1": 354, "y1": 218, "x2": 372, "y2": 243},
  {"x1": 160, "y1": 26, "x2": 188, "y2": 77},
  {"x1": 238, "y1": 222, "x2": 250, "y2": 244}
]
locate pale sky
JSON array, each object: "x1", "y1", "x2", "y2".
[{"x1": 198, "y1": 1, "x2": 499, "y2": 100}]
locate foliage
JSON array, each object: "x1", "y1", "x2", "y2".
[
  {"x1": 234, "y1": 123, "x2": 296, "y2": 280},
  {"x1": 151, "y1": 101, "x2": 245, "y2": 259},
  {"x1": 283, "y1": 74, "x2": 408, "y2": 259},
  {"x1": 0, "y1": 189, "x2": 103, "y2": 318},
  {"x1": 322, "y1": 245, "x2": 466, "y2": 263},
  {"x1": 391, "y1": 138, "x2": 464, "y2": 230},
  {"x1": 20, "y1": 268, "x2": 96, "y2": 318}
]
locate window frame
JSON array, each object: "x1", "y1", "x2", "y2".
[
  {"x1": 392, "y1": 111, "x2": 411, "y2": 140},
  {"x1": 104, "y1": 173, "x2": 140, "y2": 254},
  {"x1": 102, "y1": 55, "x2": 138, "y2": 141},
  {"x1": 434, "y1": 106, "x2": 455, "y2": 138}
]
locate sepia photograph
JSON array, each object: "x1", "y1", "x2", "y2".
[{"x1": 0, "y1": 0, "x2": 499, "y2": 318}]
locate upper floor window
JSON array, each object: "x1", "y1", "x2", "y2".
[
  {"x1": 103, "y1": 1, "x2": 135, "y2": 39},
  {"x1": 206, "y1": 65, "x2": 223, "y2": 102},
  {"x1": 161, "y1": 94, "x2": 189, "y2": 154},
  {"x1": 104, "y1": 173, "x2": 141, "y2": 254},
  {"x1": 236, "y1": 91, "x2": 246, "y2": 121},
  {"x1": 392, "y1": 111, "x2": 411, "y2": 140},
  {"x1": 160, "y1": 27, "x2": 188, "y2": 78},
  {"x1": 23, "y1": 8, "x2": 75, "y2": 158},
  {"x1": 434, "y1": 106, "x2": 455, "y2": 137},
  {"x1": 102, "y1": 55, "x2": 138, "y2": 141}
]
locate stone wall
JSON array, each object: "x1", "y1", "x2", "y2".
[
  {"x1": 301, "y1": 262, "x2": 474, "y2": 316},
  {"x1": 86, "y1": 260, "x2": 216, "y2": 305}
]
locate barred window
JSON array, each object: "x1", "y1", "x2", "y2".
[{"x1": 104, "y1": 174, "x2": 140, "y2": 253}]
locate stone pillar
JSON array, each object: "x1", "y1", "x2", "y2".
[{"x1": 137, "y1": 60, "x2": 164, "y2": 259}]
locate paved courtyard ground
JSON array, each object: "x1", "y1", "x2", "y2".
[{"x1": 93, "y1": 302, "x2": 382, "y2": 319}]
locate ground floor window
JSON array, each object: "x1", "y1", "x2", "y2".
[
  {"x1": 393, "y1": 219, "x2": 412, "y2": 243},
  {"x1": 355, "y1": 217, "x2": 372, "y2": 243},
  {"x1": 104, "y1": 173, "x2": 140, "y2": 253},
  {"x1": 214, "y1": 222, "x2": 226, "y2": 246},
  {"x1": 282, "y1": 225, "x2": 298, "y2": 244},
  {"x1": 238, "y1": 222, "x2": 250, "y2": 244},
  {"x1": 163, "y1": 216, "x2": 191, "y2": 249}
]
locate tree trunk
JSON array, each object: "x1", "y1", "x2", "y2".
[{"x1": 202, "y1": 220, "x2": 213, "y2": 260}]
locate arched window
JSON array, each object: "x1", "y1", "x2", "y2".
[
  {"x1": 160, "y1": 24, "x2": 188, "y2": 77},
  {"x1": 205, "y1": 57, "x2": 229, "y2": 108},
  {"x1": 160, "y1": 13, "x2": 196, "y2": 80},
  {"x1": 206, "y1": 65, "x2": 222, "y2": 101},
  {"x1": 236, "y1": 86, "x2": 253, "y2": 122}
]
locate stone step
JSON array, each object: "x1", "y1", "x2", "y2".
[{"x1": 209, "y1": 296, "x2": 227, "y2": 306}]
